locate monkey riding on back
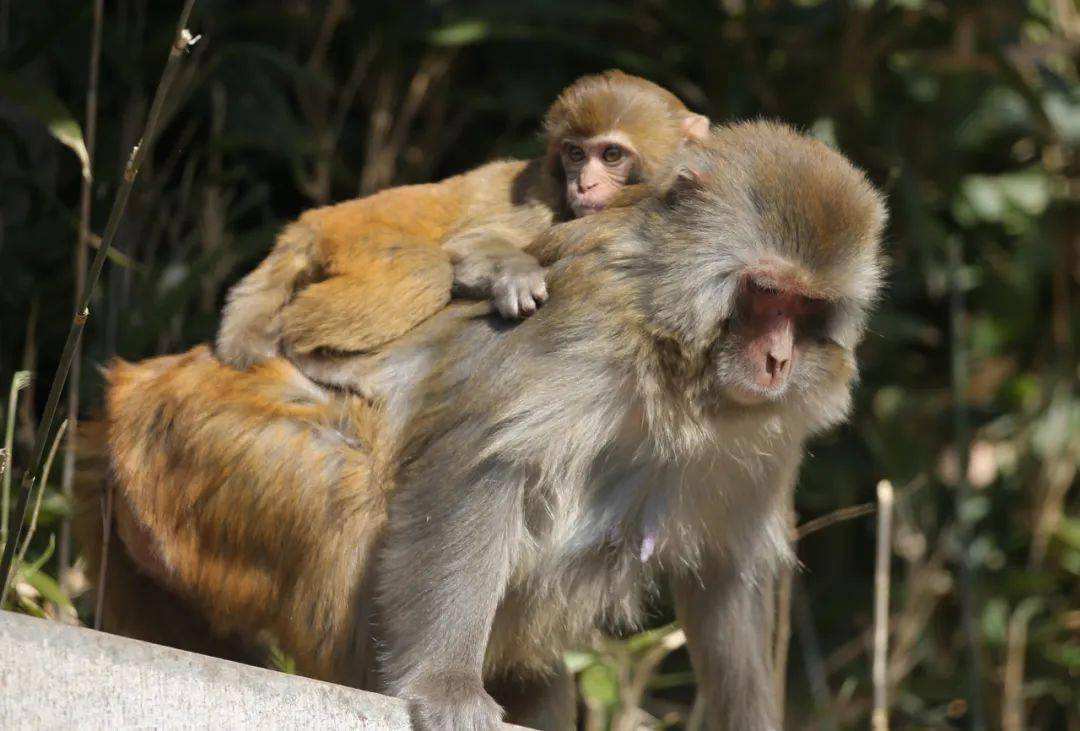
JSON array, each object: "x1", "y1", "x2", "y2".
[{"x1": 215, "y1": 70, "x2": 710, "y2": 384}]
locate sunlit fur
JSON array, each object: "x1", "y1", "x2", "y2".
[
  {"x1": 81, "y1": 121, "x2": 885, "y2": 731},
  {"x1": 86, "y1": 347, "x2": 388, "y2": 685},
  {"x1": 544, "y1": 69, "x2": 708, "y2": 184},
  {"x1": 370, "y1": 122, "x2": 886, "y2": 729},
  {"x1": 217, "y1": 70, "x2": 708, "y2": 374}
]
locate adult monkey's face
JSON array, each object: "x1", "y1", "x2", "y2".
[{"x1": 638, "y1": 122, "x2": 886, "y2": 426}]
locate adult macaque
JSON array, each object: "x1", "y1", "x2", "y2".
[
  {"x1": 81, "y1": 122, "x2": 886, "y2": 730},
  {"x1": 216, "y1": 70, "x2": 710, "y2": 371}
]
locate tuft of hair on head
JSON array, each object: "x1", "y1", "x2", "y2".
[{"x1": 663, "y1": 120, "x2": 888, "y2": 305}]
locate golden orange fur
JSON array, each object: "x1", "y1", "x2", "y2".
[
  {"x1": 216, "y1": 70, "x2": 706, "y2": 369},
  {"x1": 87, "y1": 346, "x2": 389, "y2": 683}
]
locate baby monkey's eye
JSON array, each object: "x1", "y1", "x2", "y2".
[
  {"x1": 565, "y1": 145, "x2": 585, "y2": 163},
  {"x1": 602, "y1": 145, "x2": 624, "y2": 163}
]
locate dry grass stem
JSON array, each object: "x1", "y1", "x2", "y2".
[
  {"x1": 796, "y1": 502, "x2": 876, "y2": 541},
  {"x1": 1, "y1": 371, "x2": 31, "y2": 555},
  {"x1": 872, "y1": 479, "x2": 894, "y2": 731},
  {"x1": 12, "y1": 420, "x2": 68, "y2": 593},
  {"x1": 93, "y1": 481, "x2": 113, "y2": 631},
  {"x1": 1002, "y1": 598, "x2": 1041, "y2": 731}
]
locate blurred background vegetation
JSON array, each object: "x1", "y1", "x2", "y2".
[{"x1": 1, "y1": 0, "x2": 1077, "y2": 728}]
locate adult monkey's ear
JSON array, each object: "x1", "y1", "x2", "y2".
[
  {"x1": 681, "y1": 113, "x2": 711, "y2": 142},
  {"x1": 664, "y1": 164, "x2": 706, "y2": 208}
]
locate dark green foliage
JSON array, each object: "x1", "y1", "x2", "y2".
[{"x1": 0, "y1": 1, "x2": 1075, "y2": 728}]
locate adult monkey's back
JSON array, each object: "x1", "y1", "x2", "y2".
[
  {"x1": 216, "y1": 70, "x2": 710, "y2": 371},
  {"x1": 88, "y1": 121, "x2": 887, "y2": 730}
]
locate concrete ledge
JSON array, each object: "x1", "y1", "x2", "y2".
[{"x1": 0, "y1": 611, "x2": 525, "y2": 729}]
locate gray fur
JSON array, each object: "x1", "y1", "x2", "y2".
[{"x1": 373, "y1": 122, "x2": 887, "y2": 730}]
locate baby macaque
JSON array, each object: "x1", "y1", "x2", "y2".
[{"x1": 216, "y1": 70, "x2": 710, "y2": 373}]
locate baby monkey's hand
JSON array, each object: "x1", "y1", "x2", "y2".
[
  {"x1": 451, "y1": 246, "x2": 548, "y2": 320},
  {"x1": 491, "y1": 257, "x2": 548, "y2": 319}
]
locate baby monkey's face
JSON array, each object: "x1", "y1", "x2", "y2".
[{"x1": 560, "y1": 132, "x2": 638, "y2": 217}]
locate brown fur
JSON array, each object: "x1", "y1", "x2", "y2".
[
  {"x1": 543, "y1": 70, "x2": 703, "y2": 183},
  {"x1": 96, "y1": 346, "x2": 390, "y2": 684},
  {"x1": 217, "y1": 70, "x2": 706, "y2": 370},
  {"x1": 72, "y1": 421, "x2": 257, "y2": 663},
  {"x1": 79, "y1": 122, "x2": 886, "y2": 731}
]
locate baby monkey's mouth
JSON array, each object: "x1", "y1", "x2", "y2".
[{"x1": 574, "y1": 200, "x2": 606, "y2": 215}]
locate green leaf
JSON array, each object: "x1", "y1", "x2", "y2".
[
  {"x1": 0, "y1": 73, "x2": 90, "y2": 181},
  {"x1": 1054, "y1": 516, "x2": 1080, "y2": 552},
  {"x1": 624, "y1": 622, "x2": 680, "y2": 653},
  {"x1": 982, "y1": 598, "x2": 1008, "y2": 644},
  {"x1": 267, "y1": 642, "x2": 297, "y2": 674},
  {"x1": 429, "y1": 21, "x2": 490, "y2": 46},
  {"x1": 39, "y1": 490, "x2": 74, "y2": 521},
  {"x1": 954, "y1": 169, "x2": 1051, "y2": 230},
  {"x1": 24, "y1": 534, "x2": 55, "y2": 575},
  {"x1": 648, "y1": 671, "x2": 696, "y2": 690},
  {"x1": 19, "y1": 567, "x2": 74, "y2": 613},
  {"x1": 579, "y1": 662, "x2": 620, "y2": 708},
  {"x1": 1045, "y1": 643, "x2": 1080, "y2": 671},
  {"x1": 563, "y1": 650, "x2": 597, "y2": 673}
]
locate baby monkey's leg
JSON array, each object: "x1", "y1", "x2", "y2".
[{"x1": 280, "y1": 241, "x2": 453, "y2": 356}]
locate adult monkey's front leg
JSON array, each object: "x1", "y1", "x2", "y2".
[
  {"x1": 672, "y1": 549, "x2": 782, "y2": 731},
  {"x1": 376, "y1": 461, "x2": 524, "y2": 730}
]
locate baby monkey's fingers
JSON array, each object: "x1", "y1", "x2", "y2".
[{"x1": 494, "y1": 267, "x2": 547, "y2": 320}]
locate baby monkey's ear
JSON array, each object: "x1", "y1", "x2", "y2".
[{"x1": 681, "y1": 113, "x2": 711, "y2": 142}]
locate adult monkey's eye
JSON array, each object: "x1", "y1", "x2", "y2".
[
  {"x1": 565, "y1": 145, "x2": 585, "y2": 163},
  {"x1": 602, "y1": 145, "x2": 624, "y2": 163}
]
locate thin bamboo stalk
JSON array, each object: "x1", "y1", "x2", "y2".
[
  {"x1": 58, "y1": 0, "x2": 106, "y2": 583},
  {"x1": 0, "y1": 0, "x2": 200, "y2": 601}
]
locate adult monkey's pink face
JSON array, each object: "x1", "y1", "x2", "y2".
[{"x1": 559, "y1": 132, "x2": 639, "y2": 217}]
